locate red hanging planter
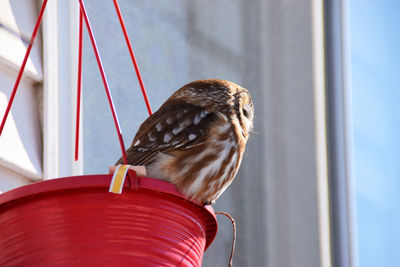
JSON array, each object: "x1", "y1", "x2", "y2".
[
  {"x1": 0, "y1": 1, "x2": 224, "y2": 265},
  {"x1": 0, "y1": 172, "x2": 217, "y2": 266}
]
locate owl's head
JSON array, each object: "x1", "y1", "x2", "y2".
[{"x1": 167, "y1": 79, "x2": 254, "y2": 139}]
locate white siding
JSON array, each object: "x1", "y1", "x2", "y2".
[{"x1": 0, "y1": 0, "x2": 43, "y2": 192}]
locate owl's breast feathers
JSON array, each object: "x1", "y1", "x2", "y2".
[{"x1": 116, "y1": 101, "x2": 245, "y2": 203}]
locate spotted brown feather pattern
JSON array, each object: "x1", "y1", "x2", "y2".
[{"x1": 116, "y1": 79, "x2": 254, "y2": 204}]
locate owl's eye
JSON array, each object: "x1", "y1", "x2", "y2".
[{"x1": 242, "y1": 105, "x2": 251, "y2": 118}]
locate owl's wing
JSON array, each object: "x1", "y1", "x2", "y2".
[{"x1": 115, "y1": 101, "x2": 219, "y2": 166}]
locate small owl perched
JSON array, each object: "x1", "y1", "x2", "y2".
[{"x1": 116, "y1": 79, "x2": 254, "y2": 204}]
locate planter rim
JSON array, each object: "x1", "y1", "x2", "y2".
[{"x1": 0, "y1": 173, "x2": 218, "y2": 249}]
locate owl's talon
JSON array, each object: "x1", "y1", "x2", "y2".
[{"x1": 204, "y1": 200, "x2": 215, "y2": 206}]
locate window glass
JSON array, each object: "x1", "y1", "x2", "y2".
[{"x1": 82, "y1": 0, "x2": 248, "y2": 173}]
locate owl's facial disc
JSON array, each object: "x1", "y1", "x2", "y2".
[{"x1": 237, "y1": 90, "x2": 254, "y2": 137}]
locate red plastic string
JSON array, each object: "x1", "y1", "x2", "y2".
[
  {"x1": 112, "y1": 0, "x2": 152, "y2": 116},
  {"x1": 0, "y1": 0, "x2": 48, "y2": 136},
  {"x1": 78, "y1": 0, "x2": 128, "y2": 164},
  {"x1": 74, "y1": 9, "x2": 83, "y2": 161}
]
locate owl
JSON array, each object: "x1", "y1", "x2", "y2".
[{"x1": 116, "y1": 79, "x2": 254, "y2": 205}]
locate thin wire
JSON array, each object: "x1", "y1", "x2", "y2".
[
  {"x1": 74, "y1": 8, "x2": 83, "y2": 161},
  {"x1": 215, "y1": 212, "x2": 236, "y2": 267},
  {"x1": 78, "y1": 0, "x2": 128, "y2": 164},
  {"x1": 112, "y1": 0, "x2": 152, "y2": 116},
  {"x1": 0, "y1": 0, "x2": 48, "y2": 136}
]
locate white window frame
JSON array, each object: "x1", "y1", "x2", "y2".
[{"x1": 43, "y1": 0, "x2": 83, "y2": 179}]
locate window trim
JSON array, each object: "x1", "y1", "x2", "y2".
[
  {"x1": 312, "y1": 0, "x2": 331, "y2": 266},
  {"x1": 43, "y1": 0, "x2": 82, "y2": 179},
  {"x1": 324, "y1": 0, "x2": 358, "y2": 266}
]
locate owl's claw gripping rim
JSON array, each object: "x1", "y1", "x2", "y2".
[{"x1": 204, "y1": 200, "x2": 215, "y2": 206}]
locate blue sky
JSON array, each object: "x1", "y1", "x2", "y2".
[{"x1": 350, "y1": 0, "x2": 400, "y2": 266}]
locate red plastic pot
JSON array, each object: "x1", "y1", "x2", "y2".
[{"x1": 0, "y1": 172, "x2": 217, "y2": 266}]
